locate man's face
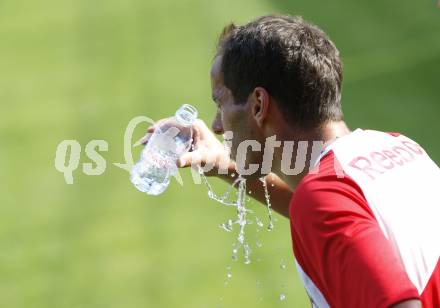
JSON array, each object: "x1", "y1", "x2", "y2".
[{"x1": 210, "y1": 56, "x2": 264, "y2": 176}]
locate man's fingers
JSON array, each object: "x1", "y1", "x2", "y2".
[
  {"x1": 140, "y1": 132, "x2": 152, "y2": 145},
  {"x1": 139, "y1": 126, "x2": 157, "y2": 145},
  {"x1": 177, "y1": 149, "x2": 219, "y2": 176},
  {"x1": 177, "y1": 152, "x2": 197, "y2": 168},
  {"x1": 177, "y1": 149, "x2": 210, "y2": 168},
  {"x1": 190, "y1": 126, "x2": 201, "y2": 151}
]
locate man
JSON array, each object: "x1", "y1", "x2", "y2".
[{"x1": 147, "y1": 15, "x2": 440, "y2": 307}]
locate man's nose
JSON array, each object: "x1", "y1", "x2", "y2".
[{"x1": 211, "y1": 116, "x2": 224, "y2": 135}]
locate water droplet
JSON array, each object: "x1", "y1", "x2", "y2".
[
  {"x1": 267, "y1": 221, "x2": 274, "y2": 231},
  {"x1": 256, "y1": 241, "x2": 263, "y2": 248},
  {"x1": 227, "y1": 272, "x2": 232, "y2": 279},
  {"x1": 255, "y1": 217, "x2": 264, "y2": 228},
  {"x1": 220, "y1": 219, "x2": 233, "y2": 232},
  {"x1": 280, "y1": 259, "x2": 287, "y2": 270},
  {"x1": 279, "y1": 293, "x2": 286, "y2": 301}
]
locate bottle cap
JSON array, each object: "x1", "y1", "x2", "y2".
[{"x1": 175, "y1": 104, "x2": 198, "y2": 126}]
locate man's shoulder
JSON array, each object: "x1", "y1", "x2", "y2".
[
  {"x1": 289, "y1": 128, "x2": 427, "y2": 222},
  {"x1": 289, "y1": 150, "x2": 369, "y2": 221}
]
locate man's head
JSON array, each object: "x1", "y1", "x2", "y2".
[{"x1": 210, "y1": 15, "x2": 344, "y2": 176}]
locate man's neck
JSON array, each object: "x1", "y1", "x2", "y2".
[{"x1": 273, "y1": 120, "x2": 351, "y2": 189}]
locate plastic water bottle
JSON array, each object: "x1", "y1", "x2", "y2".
[{"x1": 130, "y1": 104, "x2": 198, "y2": 195}]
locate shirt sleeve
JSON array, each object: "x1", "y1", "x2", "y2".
[{"x1": 290, "y1": 173, "x2": 420, "y2": 308}]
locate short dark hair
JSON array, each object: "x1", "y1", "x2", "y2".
[{"x1": 216, "y1": 15, "x2": 344, "y2": 130}]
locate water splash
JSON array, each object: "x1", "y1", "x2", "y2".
[
  {"x1": 236, "y1": 178, "x2": 252, "y2": 264},
  {"x1": 259, "y1": 176, "x2": 274, "y2": 231},
  {"x1": 198, "y1": 166, "x2": 250, "y2": 207},
  {"x1": 198, "y1": 166, "x2": 253, "y2": 263},
  {"x1": 198, "y1": 167, "x2": 275, "y2": 265},
  {"x1": 200, "y1": 172, "x2": 242, "y2": 206}
]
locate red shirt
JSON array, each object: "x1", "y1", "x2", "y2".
[{"x1": 289, "y1": 129, "x2": 440, "y2": 307}]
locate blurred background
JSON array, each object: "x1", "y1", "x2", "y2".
[{"x1": 0, "y1": 0, "x2": 439, "y2": 307}]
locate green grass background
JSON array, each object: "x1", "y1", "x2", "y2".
[{"x1": 0, "y1": 0, "x2": 439, "y2": 307}]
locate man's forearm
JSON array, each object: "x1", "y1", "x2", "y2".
[{"x1": 391, "y1": 299, "x2": 422, "y2": 308}]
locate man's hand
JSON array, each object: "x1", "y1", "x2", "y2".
[
  {"x1": 141, "y1": 118, "x2": 293, "y2": 217},
  {"x1": 142, "y1": 118, "x2": 233, "y2": 176},
  {"x1": 177, "y1": 119, "x2": 234, "y2": 176},
  {"x1": 391, "y1": 299, "x2": 422, "y2": 308}
]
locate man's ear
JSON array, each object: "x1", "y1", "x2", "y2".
[{"x1": 251, "y1": 87, "x2": 270, "y2": 128}]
